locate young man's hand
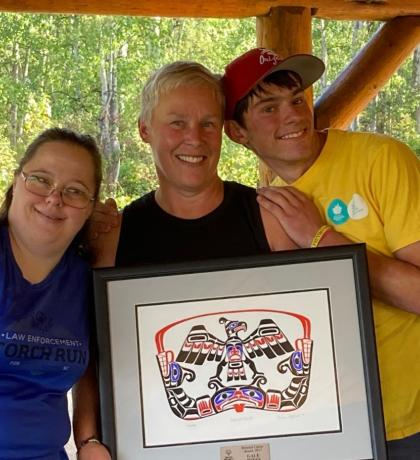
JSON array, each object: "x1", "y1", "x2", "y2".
[{"x1": 257, "y1": 186, "x2": 324, "y2": 248}]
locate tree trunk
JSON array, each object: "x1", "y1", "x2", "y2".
[
  {"x1": 375, "y1": 92, "x2": 386, "y2": 134},
  {"x1": 99, "y1": 47, "x2": 121, "y2": 196},
  {"x1": 17, "y1": 47, "x2": 31, "y2": 142},
  {"x1": 9, "y1": 42, "x2": 19, "y2": 149},
  {"x1": 319, "y1": 19, "x2": 328, "y2": 92}
]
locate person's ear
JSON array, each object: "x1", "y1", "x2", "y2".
[
  {"x1": 224, "y1": 120, "x2": 249, "y2": 147},
  {"x1": 138, "y1": 119, "x2": 151, "y2": 144}
]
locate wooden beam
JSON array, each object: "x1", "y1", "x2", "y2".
[
  {"x1": 0, "y1": 0, "x2": 419, "y2": 20},
  {"x1": 315, "y1": 16, "x2": 420, "y2": 130},
  {"x1": 257, "y1": 7, "x2": 312, "y2": 185},
  {"x1": 313, "y1": 1, "x2": 420, "y2": 21},
  {"x1": 257, "y1": 7, "x2": 312, "y2": 54}
]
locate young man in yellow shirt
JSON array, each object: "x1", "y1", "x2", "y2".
[{"x1": 223, "y1": 47, "x2": 420, "y2": 459}]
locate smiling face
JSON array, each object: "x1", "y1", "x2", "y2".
[
  {"x1": 8, "y1": 141, "x2": 96, "y2": 257},
  {"x1": 139, "y1": 84, "x2": 223, "y2": 197},
  {"x1": 225, "y1": 83, "x2": 323, "y2": 183}
]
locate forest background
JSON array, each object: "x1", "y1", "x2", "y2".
[{"x1": 0, "y1": 13, "x2": 419, "y2": 208}]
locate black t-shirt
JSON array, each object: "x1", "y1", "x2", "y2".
[{"x1": 116, "y1": 181, "x2": 270, "y2": 266}]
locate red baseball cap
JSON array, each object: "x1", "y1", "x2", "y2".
[{"x1": 222, "y1": 47, "x2": 325, "y2": 120}]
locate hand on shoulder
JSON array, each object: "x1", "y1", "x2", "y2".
[
  {"x1": 88, "y1": 198, "x2": 120, "y2": 240},
  {"x1": 257, "y1": 186, "x2": 324, "y2": 248},
  {"x1": 88, "y1": 198, "x2": 121, "y2": 268}
]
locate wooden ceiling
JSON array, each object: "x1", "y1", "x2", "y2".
[{"x1": 0, "y1": 0, "x2": 419, "y2": 21}]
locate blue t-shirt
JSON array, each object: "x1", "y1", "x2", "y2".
[{"x1": 0, "y1": 225, "x2": 91, "y2": 459}]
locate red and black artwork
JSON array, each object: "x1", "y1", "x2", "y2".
[{"x1": 155, "y1": 309, "x2": 313, "y2": 420}]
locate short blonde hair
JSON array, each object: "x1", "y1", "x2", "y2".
[{"x1": 140, "y1": 61, "x2": 225, "y2": 124}]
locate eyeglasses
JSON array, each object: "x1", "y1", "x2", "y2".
[{"x1": 20, "y1": 171, "x2": 95, "y2": 209}]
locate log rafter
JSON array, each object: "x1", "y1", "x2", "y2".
[
  {"x1": 315, "y1": 16, "x2": 420, "y2": 130},
  {"x1": 0, "y1": 0, "x2": 419, "y2": 20}
]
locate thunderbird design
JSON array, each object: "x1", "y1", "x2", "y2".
[{"x1": 155, "y1": 309, "x2": 313, "y2": 420}]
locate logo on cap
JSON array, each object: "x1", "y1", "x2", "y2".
[{"x1": 259, "y1": 49, "x2": 281, "y2": 66}]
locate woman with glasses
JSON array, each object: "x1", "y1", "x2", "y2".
[{"x1": 0, "y1": 128, "x2": 110, "y2": 460}]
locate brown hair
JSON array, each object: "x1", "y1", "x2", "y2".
[
  {"x1": 232, "y1": 70, "x2": 302, "y2": 127},
  {"x1": 0, "y1": 128, "x2": 102, "y2": 258}
]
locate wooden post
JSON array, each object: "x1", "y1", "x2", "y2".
[
  {"x1": 256, "y1": 7, "x2": 312, "y2": 185},
  {"x1": 315, "y1": 16, "x2": 420, "y2": 130}
]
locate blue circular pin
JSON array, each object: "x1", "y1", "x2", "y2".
[{"x1": 327, "y1": 199, "x2": 349, "y2": 225}]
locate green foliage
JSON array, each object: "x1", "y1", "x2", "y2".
[
  {"x1": 0, "y1": 13, "x2": 418, "y2": 205},
  {"x1": 113, "y1": 142, "x2": 158, "y2": 208},
  {"x1": 219, "y1": 137, "x2": 259, "y2": 187},
  {"x1": 0, "y1": 134, "x2": 17, "y2": 194}
]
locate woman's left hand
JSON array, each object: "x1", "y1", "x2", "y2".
[{"x1": 77, "y1": 442, "x2": 112, "y2": 460}]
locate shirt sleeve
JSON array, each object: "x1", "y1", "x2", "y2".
[{"x1": 370, "y1": 135, "x2": 420, "y2": 252}]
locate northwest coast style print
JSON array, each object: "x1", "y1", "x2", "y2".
[{"x1": 155, "y1": 309, "x2": 313, "y2": 420}]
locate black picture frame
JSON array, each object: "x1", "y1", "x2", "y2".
[{"x1": 93, "y1": 244, "x2": 387, "y2": 459}]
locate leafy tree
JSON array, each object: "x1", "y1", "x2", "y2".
[
  {"x1": 0, "y1": 13, "x2": 418, "y2": 205},
  {"x1": 0, "y1": 134, "x2": 17, "y2": 193}
]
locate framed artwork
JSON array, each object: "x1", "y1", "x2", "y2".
[{"x1": 93, "y1": 244, "x2": 387, "y2": 460}]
